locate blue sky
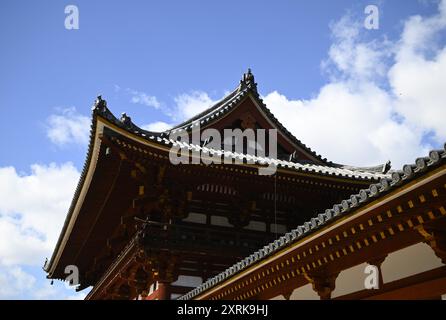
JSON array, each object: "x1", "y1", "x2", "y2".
[{"x1": 0, "y1": 0, "x2": 445, "y2": 299}]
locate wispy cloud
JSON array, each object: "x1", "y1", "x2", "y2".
[
  {"x1": 0, "y1": 162, "x2": 80, "y2": 265},
  {"x1": 171, "y1": 91, "x2": 216, "y2": 122},
  {"x1": 125, "y1": 86, "x2": 216, "y2": 121},
  {"x1": 127, "y1": 89, "x2": 161, "y2": 109},
  {"x1": 140, "y1": 91, "x2": 218, "y2": 132},
  {"x1": 263, "y1": 1, "x2": 446, "y2": 168},
  {"x1": 0, "y1": 162, "x2": 85, "y2": 299},
  {"x1": 46, "y1": 107, "x2": 90, "y2": 147},
  {"x1": 141, "y1": 121, "x2": 173, "y2": 132}
]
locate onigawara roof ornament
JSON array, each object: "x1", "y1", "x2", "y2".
[
  {"x1": 120, "y1": 112, "x2": 132, "y2": 127},
  {"x1": 92, "y1": 95, "x2": 108, "y2": 112},
  {"x1": 239, "y1": 68, "x2": 257, "y2": 93},
  {"x1": 383, "y1": 160, "x2": 392, "y2": 174}
]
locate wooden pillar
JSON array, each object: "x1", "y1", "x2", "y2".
[
  {"x1": 147, "y1": 251, "x2": 179, "y2": 300},
  {"x1": 156, "y1": 282, "x2": 171, "y2": 300}
]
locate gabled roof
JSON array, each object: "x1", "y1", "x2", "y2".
[
  {"x1": 178, "y1": 143, "x2": 446, "y2": 300},
  {"x1": 167, "y1": 69, "x2": 332, "y2": 165},
  {"x1": 165, "y1": 69, "x2": 390, "y2": 172},
  {"x1": 45, "y1": 70, "x2": 392, "y2": 279}
]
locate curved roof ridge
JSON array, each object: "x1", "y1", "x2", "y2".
[
  {"x1": 161, "y1": 137, "x2": 390, "y2": 180},
  {"x1": 84, "y1": 95, "x2": 390, "y2": 181},
  {"x1": 335, "y1": 160, "x2": 392, "y2": 174},
  {"x1": 161, "y1": 69, "x2": 335, "y2": 165},
  {"x1": 169, "y1": 86, "x2": 242, "y2": 131},
  {"x1": 97, "y1": 103, "x2": 390, "y2": 181}
]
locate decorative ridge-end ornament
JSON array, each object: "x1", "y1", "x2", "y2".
[
  {"x1": 120, "y1": 112, "x2": 132, "y2": 127},
  {"x1": 119, "y1": 112, "x2": 141, "y2": 132},
  {"x1": 91, "y1": 95, "x2": 121, "y2": 123},
  {"x1": 239, "y1": 68, "x2": 258, "y2": 93},
  {"x1": 383, "y1": 160, "x2": 391, "y2": 174},
  {"x1": 92, "y1": 95, "x2": 108, "y2": 113}
]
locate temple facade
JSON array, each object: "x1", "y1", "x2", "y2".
[{"x1": 45, "y1": 70, "x2": 445, "y2": 300}]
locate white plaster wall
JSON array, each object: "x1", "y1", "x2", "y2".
[
  {"x1": 332, "y1": 263, "x2": 369, "y2": 298},
  {"x1": 381, "y1": 242, "x2": 444, "y2": 283},
  {"x1": 270, "y1": 295, "x2": 285, "y2": 300},
  {"x1": 182, "y1": 212, "x2": 207, "y2": 224},
  {"x1": 244, "y1": 220, "x2": 266, "y2": 232},
  {"x1": 211, "y1": 215, "x2": 232, "y2": 227},
  {"x1": 289, "y1": 283, "x2": 320, "y2": 300},
  {"x1": 268, "y1": 243, "x2": 444, "y2": 300}
]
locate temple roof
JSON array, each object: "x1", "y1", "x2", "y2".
[
  {"x1": 112, "y1": 135, "x2": 389, "y2": 181},
  {"x1": 90, "y1": 93, "x2": 390, "y2": 181},
  {"x1": 163, "y1": 69, "x2": 390, "y2": 173},
  {"x1": 97, "y1": 69, "x2": 392, "y2": 174},
  {"x1": 45, "y1": 70, "x2": 392, "y2": 279},
  {"x1": 178, "y1": 143, "x2": 446, "y2": 300}
]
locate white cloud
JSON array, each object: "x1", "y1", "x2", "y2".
[
  {"x1": 120, "y1": 76, "x2": 222, "y2": 126},
  {"x1": 389, "y1": 2, "x2": 446, "y2": 142},
  {"x1": 324, "y1": 15, "x2": 392, "y2": 81},
  {"x1": 263, "y1": 82, "x2": 430, "y2": 168},
  {"x1": 0, "y1": 218, "x2": 49, "y2": 266},
  {"x1": 0, "y1": 163, "x2": 80, "y2": 266},
  {"x1": 0, "y1": 265, "x2": 89, "y2": 299},
  {"x1": 0, "y1": 266, "x2": 36, "y2": 299},
  {"x1": 65, "y1": 291, "x2": 88, "y2": 300},
  {"x1": 141, "y1": 121, "x2": 173, "y2": 132},
  {"x1": 172, "y1": 91, "x2": 217, "y2": 122},
  {"x1": 139, "y1": 91, "x2": 218, "y2": 130},
  {"x1": 32, "y1": 280, "x2": 88, "y2": 300},
  {"x1": 128, "y1": 89, "x2": 161, "y2": 109},
  {"x1": 263, "y1": 1, "x2": 446, "y2": 168},
  {"x1": 46, "y1": 107, "x2": 90, "y2": 146},
  {"x1": 0, "y1": 162, "x2": 85, "y2": 299}
]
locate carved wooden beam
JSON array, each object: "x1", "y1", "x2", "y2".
[
  {"x1": 415, "y1": 224, "x2": 446, "y2": 264},
  {"x1": 304, "y1": 270, "x2": 339, "y2": 300}
]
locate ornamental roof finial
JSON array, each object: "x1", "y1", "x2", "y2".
[
  {"x1": 239, "y1": 68, "x2": 257, "y2": 92},
  {"x1": 92, "y1": 95, "x2": 108, "y2": 112},
  {"x1": 120, "y1": 112, "x2": 132, "y2": 127}
]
